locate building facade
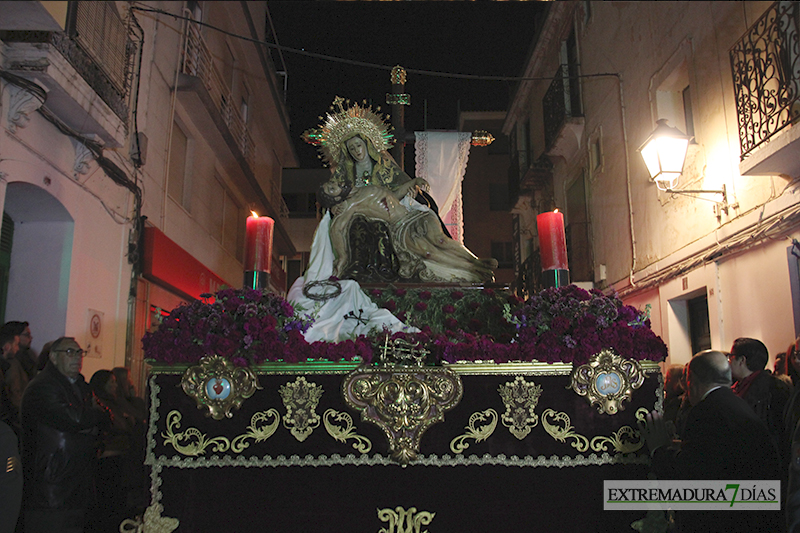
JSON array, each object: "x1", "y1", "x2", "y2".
[
  {"x1": 0, "y1": 1, "x2": 296, "y2": 390},
  {"x1": 459, "y1": 111, "x2": 515, "y2": 287},
  {"x1": 505, "y1": 1, "x2": 800, "y2": 367}
]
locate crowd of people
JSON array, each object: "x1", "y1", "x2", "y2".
[
  {"x1": 0, "y1": 322, "x2": 147, "y2": 533},
  {"x1": 644, "y1": 335, "x2": 800, "y2": 532}
]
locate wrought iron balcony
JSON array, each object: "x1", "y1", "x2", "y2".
[
  {"x1": 0, "y1": 1, "x2": 133, "y2": 145},
  {"x1": 543, "y1": 64, "x2": 583, "y2": 154},
  {"x1": 508, "y1": 150, "x2": 553, "y2": 209},
  {"x1": 181, "y1": 21, "x2": 255, "y2": 172},
  {"x1": 731, "y1": 1, "x2": 800, "y2": 163},
  {"x1": 516, "y1": 253, "x2": 543, "y2": 300}
]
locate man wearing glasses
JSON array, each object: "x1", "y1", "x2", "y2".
[{"x1": 20, "y1": 337, "x2": 108, "y2": 533}]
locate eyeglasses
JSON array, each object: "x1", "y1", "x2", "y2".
[{"x1": 54, "y1": 348, "x2": 85, "y2": 358}]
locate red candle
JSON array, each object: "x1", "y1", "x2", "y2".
[
  {"x1": 537, "y1": 210, "x2": 568, "y2": 270},
  {"x1": 245, "y1": 213, "x2": 274, "y2": 272}
]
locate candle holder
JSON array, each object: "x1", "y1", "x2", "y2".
[
  {"x1": 244, "y1": 271, "x2": 270, "y2": 291},
  {"x1": 541, "y1": 268, "x2": 570, "y2": 289}
]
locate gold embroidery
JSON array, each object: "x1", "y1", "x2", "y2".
[
  {"x1": 149, "y1": 451, "x2": 648, "y2": 469},
  {"x1": 323, "y1": 409, "x2": 372, "y2": 454},
  {"x1": 542, "y1": 408, "x2": 590, "y2": 452},
  {"x1": 450, "y1": 409, "x2": 498, "y2": 454},
  {"x1": 543, "y1": 407, "x2": 647, "y2": 455},
  {"x1": 119, "y1": 503, "x2": 180, "y2": 533},
  {"x1": 590, "y1": 425, "x2": 644, "y2": 454},
  {"x1": 377, "y1": 506, "x2": 435, "y2": 533},
  {"x1": 161, "y1": 409, "x2": 280, "y2": 457},
  {"x1": 231, "y1": 409, "x2": 280, "y2": 453},
  {"x1": 162, "y1": 410, "x2": 231, "y2": 456},
  {"x1": 279, "y1": 377, "x2": 323, "y2": 442},
  {"x1": 570, "y1": 349, "x2": 645, "y2": 415},
  {"x1": 498, "y1": 377, "x2": 542, "y2": 439}
]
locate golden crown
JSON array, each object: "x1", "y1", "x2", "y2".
[{"x1": 302, "y1": 96, "x2": 394, "y2": 166}]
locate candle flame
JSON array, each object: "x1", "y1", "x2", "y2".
[
  {"x1": 250, "y1": 211, "x2": 259, "y2": 218},
  {"x1": 554, "y1": 209, "x2": 559, "y2": 213}
]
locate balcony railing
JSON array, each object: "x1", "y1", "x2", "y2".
[
  {"x1": 731, "y1": 1, "x2": 800, "y2": 160},
  {"x1": 271, "y1": 180, "x2": 290, "y2": 222},
  {"x1": 508, "y1": 150, "x2": 553, "y2": 207},
  {"x1": 543, "y1": 64, "x2": 583, "y2": 151},
  {"x1": 0, "y1": 27, "x2": 131, "y2": 124},
  {"x1": 181, "y1": 21, "x2": 255, "y2": 171},
  {"x1": 517, "y1": 253, "x2": 543, "y2": 301}
]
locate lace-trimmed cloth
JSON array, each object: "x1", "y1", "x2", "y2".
[{"x1": 415, "y1": 132, "x2": 472, "y2": 244}]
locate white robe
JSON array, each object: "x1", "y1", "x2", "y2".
[{"x1": 287, "y1": 209, "x2": 419, "y2": 343}]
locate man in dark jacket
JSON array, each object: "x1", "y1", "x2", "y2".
[
  {"x1": 643, "y1": 350, "x2": 782, "y2": 532},
  {"x1": 729, "y1": 337, "x2": 792, "y2": 456},
  {"x1": 20, "y1": 337, "x2": 107, "y2": 533}
]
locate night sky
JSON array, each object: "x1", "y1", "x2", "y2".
[{"x1": 265, "y1": 1, "x2": 547, "y2": 168}]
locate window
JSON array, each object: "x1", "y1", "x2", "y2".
[
  {"x1": 588, "y1": 128, "x2": 603, "y2": 175},
  {"x1": 69, "y1": 2, "x2": 129, "y2": 93},
  {"x1": 688, "y1": 294, "x2": 711, "y2": 354},
  {"x1": 651, "y1": 43, "x2": 695, "y2": 139},
  {"x1": 564, "y1": 28, "x2": 582, "y2": 117},
  {"x1": 187, "y1": 0, "x2": 202, "y2": 21},
  {"x1": 491, "y1": 241, "x2": 514, "y2": 269},
  {"x1": 283, "y1": 193, "x2": 319, "y2": 218},
  {"x1": 566, "y1": 173, "x2": 592, "y2": 282},
  {"x1": 208, "y1": 178, "x2": 224, "y2": 239},
  {"x1": 682, "y1": 85, "x2": 695, "y2": 138},
  {"x1": 222, "y1": 191, "x2": 244, "y2": 261},
  {"x1": 168, "y1": 121, "x2": 190, "y2": 211}
]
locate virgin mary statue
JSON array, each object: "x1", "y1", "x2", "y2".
[{"x1": 288, "y1": 97, "x2": 493, "y2": 343}]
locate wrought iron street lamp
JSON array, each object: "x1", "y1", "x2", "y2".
[
  {"x1": 638, "y1": 119, "x2": 729, "y2": 215},
  {"x1": 638, "y1": 119, "x2": 691, "y2": 190}
]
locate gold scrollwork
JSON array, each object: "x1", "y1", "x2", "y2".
[
  {"x1": 541, "y1": 408, "x2": 589, "y2": 452},
  {"x1": 231, "y1": 409, "x2": 280, "y2": 453},
  {"x1": 498, "y1": 376, "x2": 543, "y2": 440},
  {"x1": 543, "y1": 407, "x2": 647, "y2": 455},
  {"x1": 377, "y1": 506, "x2": 435, "y2": 533},
  {"x1": 162, "y1": 409, "x2": 280, "y2": 457},
  {"x1": 119, "y1": 503, "x2": 179, "y2": 533},
  {"x1": 162, "y1": 411, "x2": 230, "y2": 456},
  {"x1": 343, "y1": 366, "x2": 463, "y2": 464},
  {"x1": 450, "y1": 409, "x2": 498, "y2": 454},
  {"x1": 180, "y1": 355, "x2": 261, "y2": 420},
  {"x1": 590, "y1": 425, "x2": 644, "y2": 454},
  {"x1": 323, "y1": 409, "x2": 372, "y2": 454},
  {"x1": 279, "y1": 377, "x2": 323, "y2": 442},
  {"x1": 570, "y1": 349, "x2": 645, "y2": 415}
]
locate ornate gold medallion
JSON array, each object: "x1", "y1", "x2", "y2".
[
  {"x1": 377, "y1": 506, "x2": 435, "y2": 533},
  {"x1": 279, "y1": 377, "x2": 323, "y2": 442},
  {"x1": 570, "y1": 349, "x2": 645, "y2": 415},
  {"x1": 343, "y1": 366, "x2": 463, "y2": 464},
  {"x1": 180, "y1": 355, "x2": 261, "y2": 420},
  {"x1": 498, "y1": 376, "x2": 543, "y2": 440}
]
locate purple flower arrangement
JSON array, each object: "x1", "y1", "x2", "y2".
[
  {"x1": 142, "y1": 288, "x2": 371, "y2": 366},
  {"x1": 510, "y1": 285, "x2": 667, "y2": 364},
  {"x1": 143, "y1": 285, "x2": 666, "y2": 366}
]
